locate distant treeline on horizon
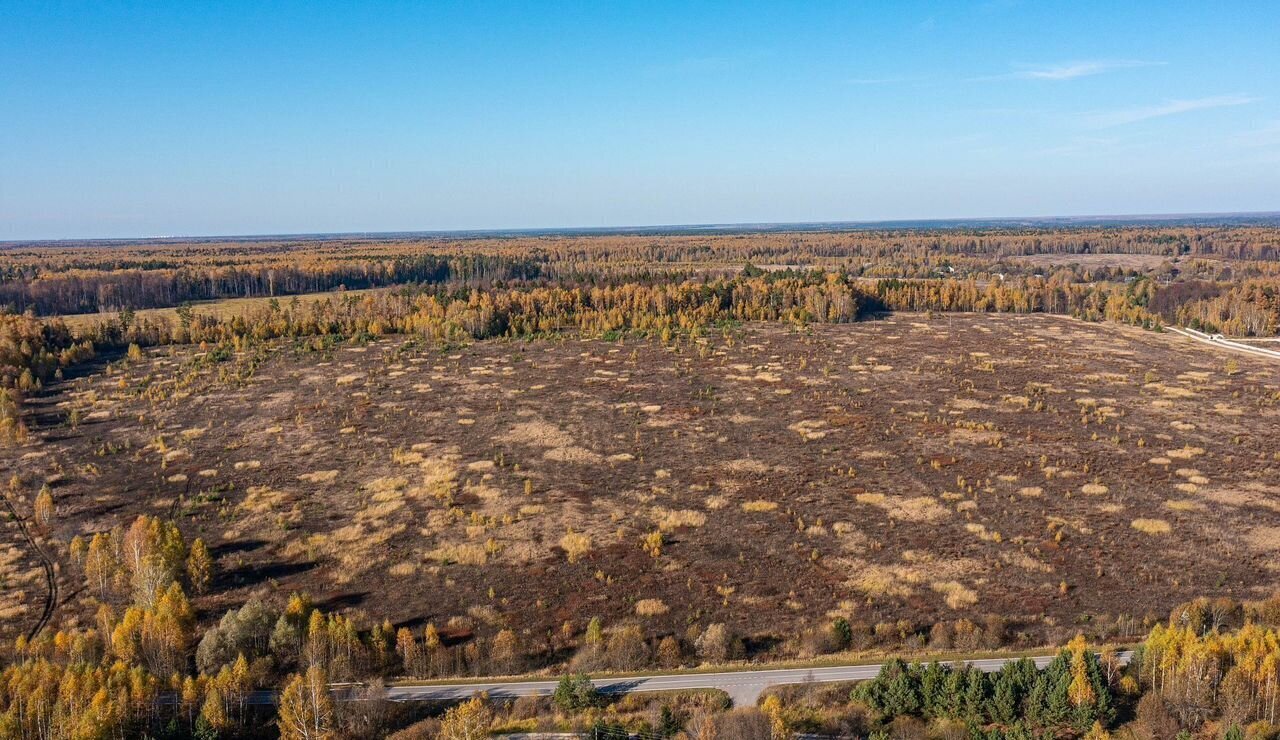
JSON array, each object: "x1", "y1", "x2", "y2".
[{"x1": 5, "y1": 211, "x2": 1280, "y2": 248}]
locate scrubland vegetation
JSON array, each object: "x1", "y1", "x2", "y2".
[
  {"x1": 757, "y1": 598, "x2": 1280, "y2": 740},
  {"x1": 0, "y1": 226, "x2": 1278, "y2": 737}
]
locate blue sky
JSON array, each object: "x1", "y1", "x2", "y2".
[{"x1": 2, "y1": 1, "x2": 1277, "y2": 240}]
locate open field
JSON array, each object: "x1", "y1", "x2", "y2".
[
  {"x1": 1009, "y1": 252, "x2": 1195, "y2": 270},
  {"x1": 58, "y1": 287, "x2": 386, "y2": 331},
  {"x1": 11, "y1": 313, "x2": 1279, "y2": 653}
]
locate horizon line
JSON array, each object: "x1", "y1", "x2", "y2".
[{"x1": 5, "y1": 209, "x2": 1280, "y2": 247}]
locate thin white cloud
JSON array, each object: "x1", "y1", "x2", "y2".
[
  {"x1": 1085, "y1": 94, "x2": 1259, "y2": 128},
  {"x1": 973, "y1": 59, "x2": 1163, "y2": 82},
  {"x1": 1022, "y1": 60, "x2": 1159, "y2": 79}
]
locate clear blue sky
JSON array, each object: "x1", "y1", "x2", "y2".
[{"x1": 2, "y1": 1, "x2": 1277, "y2": 240}]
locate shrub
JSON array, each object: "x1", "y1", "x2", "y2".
[
  {"x1": 559, "y1": 530, "x2": 592, "y2": 563},
  {"x1": 657, "y1": 636, "x2": 683, "y2": 667},
  {"x1": 695, "y1": 623, "x2": 740, "y2": 663},
  {"x1": 553, "y1": 673, "x2": 600, "y2": 713},
  {"x1": 606, "y1": 625, "x2": 650, "y2": 670},
  {"x1": 196, "y1": 598, "x2": 278, "y2": 673},
  {"x1": 640, "y1": 530, "x2": 664, "y2": 558},
  {"x1": 831, "y1": 617, "x2": 853, "y2": 651},
  {"x1": 635, "y1": 598, "x2": 669, "y2": 617}
]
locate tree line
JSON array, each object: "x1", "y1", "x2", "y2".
[
  {"x1": 852, "y1": 635, "x2": 1116, "y2": 738},
  {"x1": 837, "y1": 596, "x2": 1280, "y2": 740},
  {"x1": 6, "y1": 226, "x2": 1280, "y2": 317},
  {"x1": 0, "y1": 254, "x2": 545, "y2": 316}
]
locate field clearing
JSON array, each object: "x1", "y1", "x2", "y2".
[
  {"x1": 59, "y1": 287, "x2": 386, "y2": 331},
  {"x1": 1010, "y1": 253, "x2": 1207, "y2": 270},
  {"x1": 9, "y1": 313, "x2": 1280, "y2": 651}
]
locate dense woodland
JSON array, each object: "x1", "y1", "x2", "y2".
[{"x1": 2, "y1": 227, "x2": 1280, "y2": 321}]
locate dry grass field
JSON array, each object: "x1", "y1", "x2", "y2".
[
  {"x1": 1009, "y1": 253, "x2": 1187, "y2": 270},
  {"x1": 57, "y1": 287, "x2": 386, "y2": 331},
  {"x1": 9, "y1": 313, "x2": 1280, "y2": 651}
]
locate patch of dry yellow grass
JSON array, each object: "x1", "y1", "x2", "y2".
[
  {"x1": 418, "y1": 456, "x2": 458, "y2": 501},
  {"x1": 999, "y1": 550, "x2": 1052, "y2": 573},
  {"x1": 393, "y1": 449, "x2": 426, "y2": 465},
  {"x1": 1131, "y1": 518, "x2": 1172, "y2": 535},
  {"x1": 367, "y1": 476, "x2": 408, "y2": 500},
  {"x1": 1246, "y1": 527, "x2": 1280, "y2": 553},
  {"x1": 650, "y1": 507, "x2": 706, "y2": 530},
  {"x1": 635, "y1": 598, "x2": 669, "y2": 617},
  {"x1": 931, "y1": 580, "x2": 978, "y2": 609},
  {"x1": 787, "y1": 419, "x2": 829, "y2": 440},
  {"x1": 741, "y1": 500, "x2": 778, "y2": 513},
  {"x1": 501, "y1": 419, "x2": 574, "y2": 447},
  {"x1": 949, "y1": 428, "x2": 1005, "y2": 445},
  {"x1": 240, "y1": 486, "x2": 289, "y2": 514},
  {"x1": 559, "y1": 531, "x2": 592, "y2": 562},
  {"x1": 360, "y1": 500, "x2": 404, "y2": 519},
  {"x1": 965, "y1": 522, "x2": 1002, "y2": 542},
  {"x1": 857, "y1": 493, "x2": 950, "y2": 522},
  {"x1": 297, "y1": 470, "x2": 339, "y2": 484},
  {"x1": 429, "y1": 543, "x2": 489, "y2": 565},
  {"x1": 846, "y1": 562, "x2": 919, "y2": 599},
  {"x1": 722, "y1": 458, "x2": 771, "y2": 474},
  {"x1": 544, "y1": 446, "x2": 603, "y2": 464}
]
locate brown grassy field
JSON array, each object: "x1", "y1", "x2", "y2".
[
  {"x1": 1009, "y1": 253, "x2": 1189, "y2": 270},
  {"x1": 58, "y1": 287, "x2": 385, "y2": 331},
  {"x1": 9, "y1": 313, "x2": 1280, "y2": 653}
]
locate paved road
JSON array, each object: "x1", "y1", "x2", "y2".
[
  {"x1": 1167, "y1": 326, "x2": 1280, "y2": 361},
  {"x1": 377, "y1": 650, "x2": 1134, "y2": 707}
]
